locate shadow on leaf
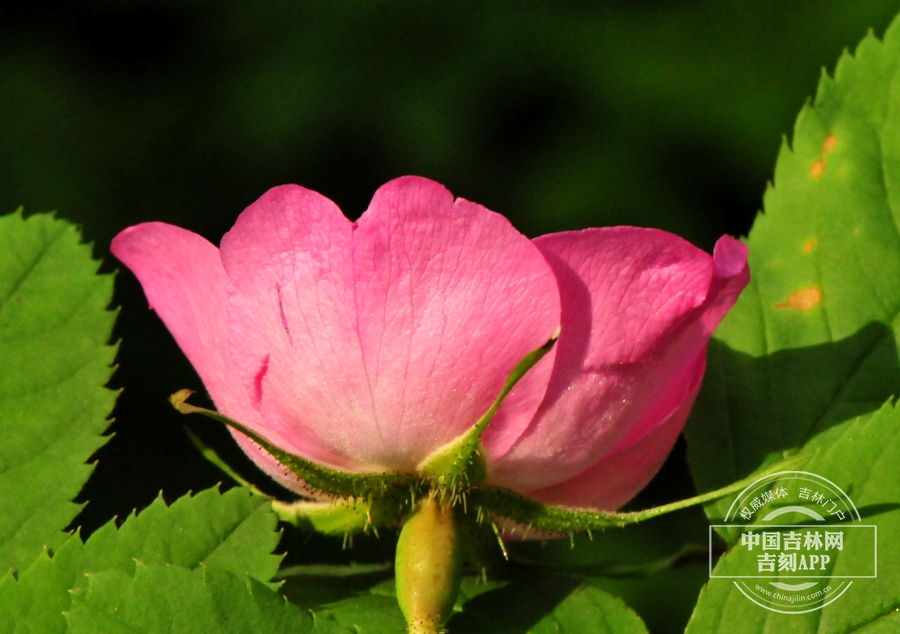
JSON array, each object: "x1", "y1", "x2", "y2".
[
  {"x1": 686, "y1": 321, "x2": 900, "y2": 494},
  {"x1": 448, "y1": 574, "x2": 580, "y2": 634}
]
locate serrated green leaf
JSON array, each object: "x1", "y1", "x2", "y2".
[
  {"x1": 684, "y1": 16, "x2": 900, "y2": 633},
  {"x1": 447, "y1": 576, "x2": 648, "y2": 634},
  {"x1": 687, "y1": 400, "x2": 900, "y2": 633},
  {"x1": 66, "y1": 564, "x2": 312, "y2": 633},
  {"x1": 304, "y1": 575, "x2": 647, "y2": 634},
  {"x1": 0, "y1": 486, "x2": 283, "y2": 632},
  {"x1": 277, "y1": 563, "x2": 393, "y2": 613},
  {"x1": 0, "y1": 210, "x2": 117, "y2": 572},
  {"x1": 0, "y1": 538, "x2": 84, "y2": 634},
  {"x1": 311, "y1": 592, "x2": 408, "y2": 634},
  {"x1": 685, "y1": 15, "x2": 900, "y2": 523},
  {"x1": 510, "y1": 510, "x2": 710, "y2": 634},
  {"x1": 83, "y1": 487, "x2": 282, "y2": 585}
]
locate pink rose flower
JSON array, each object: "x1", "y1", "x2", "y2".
[{"x1": 112, "y1": 176, "x2": 748, "y2": 511}]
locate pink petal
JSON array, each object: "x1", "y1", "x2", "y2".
[
  {"x1": 111, "y1": 223, "x2": 254, "y2": 428},
  {"x1": 525, "y1": 352, "x2": 705, "y2": 510},
  {"x1": 489, "y1": 229, "x2": 748, "y2": 497},
  {"x1": 219, "y1": 176, "x2": 560, "y2": 472},
  {"x1": 111, "y1": 222, "x2": 359, "y2": 487}
]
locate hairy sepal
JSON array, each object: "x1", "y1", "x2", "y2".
[
  {"x1": 170, "y1": 390, "x2": 419, "y2": 501},
  {"x1": 471, "y1": 452, "x2": 812, "y2": 535},
  {"x1": 170, "y1": 343, "x2": 801, "y2": 544},
  {"x1": 171, "y1": 331, "x2": 556, "y2": 507},
  {"x1": 417, "y1": 330, "x2": 559, "y2": 494},
  {"x1": 272, "y1": 496, "x2": 406, "y2": 535}
]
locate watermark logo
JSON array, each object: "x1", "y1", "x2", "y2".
[{"x1": 710, "y1": 470, "x2": 877, "y2": 614}]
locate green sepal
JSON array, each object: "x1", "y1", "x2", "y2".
[
  {"x1": 417, "y1": 330, "x2": 559, "y2": 493},
  {"x1": 470, "y1": 451, "x2": 812, "y2": 535},
  {"x1": 170, "y1": 390, "x2": 420, "y2": 500},
  {"x1": 184, "y1": 427, "x2": 407, "y2": 534},
  {"x1": 272, "y1": 499, "x2": 369, "y2": 535},
  {"x1": 272, "y1": 495, "x2": 407, "y2": 536},
  {"x1": 183, "y1": 427, "x2": 269, "y2": 497}
]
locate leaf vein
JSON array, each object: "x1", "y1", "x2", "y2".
[{"x1": 0, "y1": 224, "x2": 68, "y2": 314}]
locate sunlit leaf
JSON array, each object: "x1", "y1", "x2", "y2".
[
  {"x1": 687, "y1": 401, "x2": 900, "y2": 632},
  {"x1": 301, "y1": 576, "x2": 648, "y2": 634},
  {"x1": 67, "y1": 565, "x2": 311, "y2": 634},
  {"x1": 0, "y1": 210, "x2": 117, "y2": 572},
  {"x1": 686, "y1": 13, "x2": 900, "y2": 530},
  {"x1": 686, "y1": 17, "x2": 900, "y2": 632},
  {"x1": 0, "y1": 487, "x2": 282, "y2": 633}
]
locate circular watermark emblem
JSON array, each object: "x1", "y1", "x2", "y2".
[{"x1": 709, "y1": 470, "x2": 877, "y2": 614}]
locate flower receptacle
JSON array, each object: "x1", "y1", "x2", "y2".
[{"x1": 395, "y1": 497, "x2": 463, "y2": 634}]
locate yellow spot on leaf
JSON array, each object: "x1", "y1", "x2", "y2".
[
  {"x1": 802, "y1": 239, "x2": 816, "y2": 254},
  {"x1": 775, "y1": 286, "x2": 822, "y2": 311},
  {"x1": 854, "y1": 228, "x2": 861, "y2": 235},
  {"x1": 822, "y1": 133, "x2": 838, "y2": 154},
  {"x1": 810, "y1": 159, "x2": 826, "y2": 180}
]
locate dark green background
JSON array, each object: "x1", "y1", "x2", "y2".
[{"x1": 2, "y1": 2, "x2": 898, "y2": 631}]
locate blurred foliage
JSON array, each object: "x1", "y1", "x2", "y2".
[
  {"x1": 5, "y1": 1, "x2": 900, "y2": 248},
  {"x1": 2, "y1": 2, "x2": 899, "y2": 632}
]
